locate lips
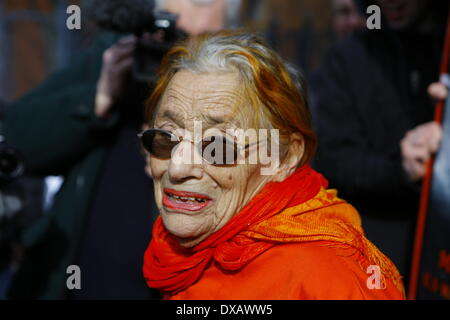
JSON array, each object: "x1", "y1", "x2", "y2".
[{"x1": 163, "y1": 188, "x2": 213, "y2": 212}]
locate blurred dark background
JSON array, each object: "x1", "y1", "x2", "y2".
[{"x1": 0, "y1": 0, "x2": 334, "y2": 103}]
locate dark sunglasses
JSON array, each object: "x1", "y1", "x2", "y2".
[{"x1": 138, "y1": 128, "x2": 257, "y2": 165}]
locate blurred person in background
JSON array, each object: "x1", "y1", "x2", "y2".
[
  {"x1": 4, "y1": 0, "x2": 240, "y2": 300},
  {"x1": 331, "y1": 0, "x2": 365, "y2": 39},
  {"x1": 309, "y1": 0, "x2": 365, "y2": 126},
  {"x1": 312, "y1": 0, "x2": 449, "y2": 289}
]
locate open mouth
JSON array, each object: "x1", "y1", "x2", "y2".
[{"x1": 162, "y1": 188, "x2": 213, "y2": 212}]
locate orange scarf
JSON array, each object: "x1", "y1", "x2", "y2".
[{"x1": 143, "y1": 165, "x2": 403, "y2": 296}]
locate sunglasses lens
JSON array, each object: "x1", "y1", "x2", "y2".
[
  {"x1": 141, "y1": 130, "x2": 178, "y2": 159},
  {"x1": 200, "y1": 136, "x2": 237, "y2": 165},
  {"x1": 141, "y1": 131, "x2": 241, "y2": 165}
]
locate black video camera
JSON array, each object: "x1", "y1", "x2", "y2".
[
  {"x1": 84, "y1": 0, "x2": 187, "y2": 83},
  {"x1": 133, "y1": 10, "x2": 186, "y2": 82}
]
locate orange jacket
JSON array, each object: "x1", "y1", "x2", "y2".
[
  {"x1": 168, "y1": 240, "x2": 405, "y2": 300},
  {"x1": 144, "y1": 167, "x2": 405, "y2": 300}
]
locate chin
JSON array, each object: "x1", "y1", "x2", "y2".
[{"x1": 161, "y1": 211, "x2": 210, "y2": 242}]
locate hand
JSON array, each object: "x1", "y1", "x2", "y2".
[
  {"x1": 401, "y1": 122, "x2": 443, "y2": 182},
  {"x1": 428, "y1": 82, "x2": 448, "y2": 101},
  {"x1": 95, "y1": 35, "x2": 136, "y2": 118}
]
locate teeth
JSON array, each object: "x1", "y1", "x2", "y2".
[{"x1": 168, "y1": 193, "x2": 207, "y2": 203}]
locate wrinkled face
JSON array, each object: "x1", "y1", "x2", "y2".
[
  {"x1": 376, "y1": 0, "x2": 427, "y2": 30},
  {"x1": 149, "y1": 70, "x2": 274, "y2": 247},
  {"x1": 165, "y1": 0, "x2": 227, "y2": 36}
]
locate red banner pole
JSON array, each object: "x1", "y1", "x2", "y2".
[{"x1": 408, "y1": 8, "x2": 450, "y2": 300}]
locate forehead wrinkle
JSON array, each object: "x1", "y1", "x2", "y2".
[
  {"x1": 195, "y1": 89, "x2": 244, "y2": 118},
  {"x1": 163, "y1": 87, "x2": 240, "y2": 114},
  {"x1": 194, "y1": 89, "x2": 243, "y2": 105},
  {"x1": 160, "y1": 106, "x2": 241, "y2": 131},
  {"x1": 164, "y1": 88, "x2": 193, "y2": 109},
  {"x1": 167, "y1": 80, "x2": 195, "y2": 100},
  {"x1": 160, "y1": 74, "x2": 247, "y2": 129},
  {"x1": 158, "y1": 86, "x2": 194, "y2": 127}
]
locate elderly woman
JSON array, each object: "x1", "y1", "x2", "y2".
[{"x1": 140, "y1": 31, "x2": 405, "y2": 300}]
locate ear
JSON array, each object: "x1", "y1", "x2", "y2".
[
  {"x1": 141, "y1": 123, "x2": 153, "y2": 178},
  {"x1": 145, "y1": 155, "x2": 153, "y2": 178},
  {"x1": 271, "y1": 133, "x2": 305, "y2": 182}
]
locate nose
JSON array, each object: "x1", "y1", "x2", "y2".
[{"x1": 168, "y1": 140, "x2": 203, "y2": 182}]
